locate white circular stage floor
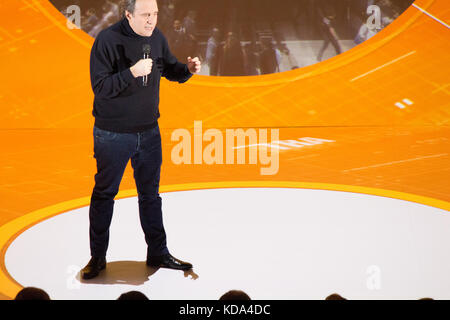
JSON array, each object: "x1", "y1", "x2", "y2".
[{"x1": 5, "y1": 188, "x2": 450, "y2": 300}]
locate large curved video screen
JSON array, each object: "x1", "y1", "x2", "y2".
[{"x1": 51, "y1": 0, "x2": 414, "y2": 76}]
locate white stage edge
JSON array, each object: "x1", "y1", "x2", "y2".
[{"x1": 5, "y1": 188, "x2": 450, "y2": 300}]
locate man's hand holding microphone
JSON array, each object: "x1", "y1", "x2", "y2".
[
  {"x1": 130, "y1": 58, "x2": 153, "y2": 78},
  {"x1": 131, "y1": 44, "x2": 152, "y2": 86}
]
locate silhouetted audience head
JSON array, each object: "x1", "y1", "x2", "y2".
[
  {"x1": 14, "y1": 287, "x2": 51, "y2": 300},
  {"x1": 219, "y1": 290, "x2": 251, "y2": 300},
  {"x1": 117, "y1": 290, "x2": 149, "y2": 300},
  {"x1": 419, "y1": 297, "x2": 434, "y2": 300},
  {"x1": 325, "y1": 293, "x2": 347, "y2": 300}
]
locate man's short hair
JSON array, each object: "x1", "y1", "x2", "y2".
[
  {"x1": 123, "y1": 0, "x2": 157, "y2": 14},
  {"x1": 124, "y1": 0, "x2": 137, "y2": 14}
]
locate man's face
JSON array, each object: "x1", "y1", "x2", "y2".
[{"x1": 126, "y1": 0, "x2": 158, "y2": 37}]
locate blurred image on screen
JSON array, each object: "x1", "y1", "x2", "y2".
[{"x1": 52, "y1": 0, "x2": 414, "y2": 76}]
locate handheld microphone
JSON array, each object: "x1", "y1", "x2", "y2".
[{"x1": 142, "y1": 44, "x2": 151, "y2": 87}]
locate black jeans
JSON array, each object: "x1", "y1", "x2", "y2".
[{"x1": 89, "y1": 124, "x2": 169, "y2": 259}]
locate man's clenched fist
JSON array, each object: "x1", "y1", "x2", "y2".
[
  {"x1": 130, "y1": 58, "x2": 153, "y2": 78},
  {"x1": 187, "y1": 56, "x2": 201, "y2": 74}
]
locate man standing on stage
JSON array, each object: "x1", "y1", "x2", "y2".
[{"x1": 82, "y1": 0, "x2": 201, "y2": 280}]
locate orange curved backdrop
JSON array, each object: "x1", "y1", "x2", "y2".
[{"x1": 0, "y1": 0, "x2": 448, "y2": 129}]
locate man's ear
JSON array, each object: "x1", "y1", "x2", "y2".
[{"x1": 125, "y1": 10, "x2": 133, "y2": 21}]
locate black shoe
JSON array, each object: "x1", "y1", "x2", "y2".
[
  {"x1": 146, "y1": 254, "x2": 193, "y2": 271},
  {"x1": 81, "y1": 256, "x2": 106, "y2": 280}
]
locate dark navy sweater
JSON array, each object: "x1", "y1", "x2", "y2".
[{"x1": 90, "y1": 18, "x2": 192, "y2": 133}]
